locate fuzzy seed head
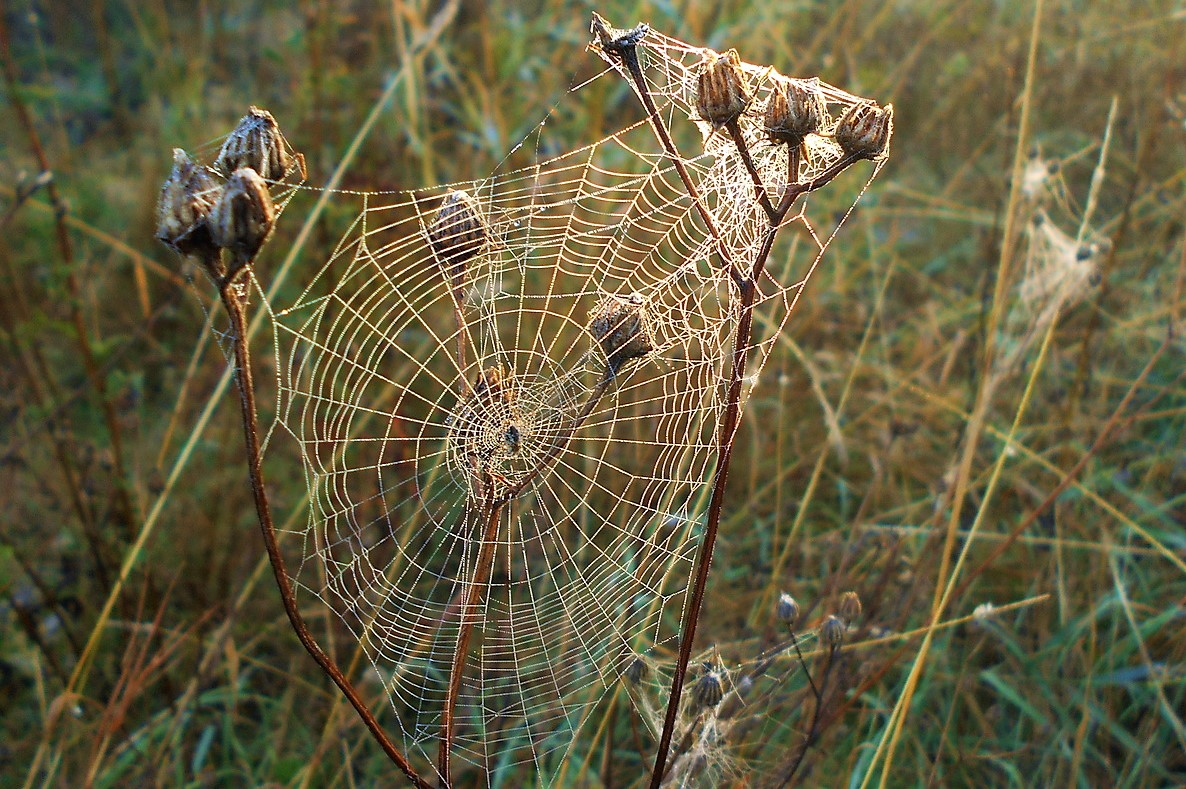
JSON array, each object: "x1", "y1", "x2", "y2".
[
  {"x1": 692, "y1": 663, "x2": 725, "y2": 709},
  {"x1": 428, "y1": 190, "x2": 489, "y2": 274},
  {"x1": 839, "y1": 591, "x2": 862, "y2": 624},
  {"x1": 210, "y1": 167, "x2": 275, "y2": 259},
  {"x1": 589, "y1": 293, "x2": 653, "y2": 375},
  {"x1": 696, "y1": 49, "x2": 751, "y2": 128},
  {"x1": 834, "y1": 101, "x2": 893, "y2": 160},
  {"x1": 777, "y1": 592, "x2": 800, "y2": 628},
  {"x1": 156, "y1": 148, "x2": 220, "y2": 257},
  {"x1": 820, "y1": 615, "x2": 845, "y2": 652},
  {"x1": 764, "y1": 77, "x2": 826, "y2": 145},
  {"x1": 216, "y1": 106, "x2": 291, "y2": 181}
]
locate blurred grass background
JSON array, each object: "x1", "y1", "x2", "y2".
[{"x1": 2, "y1": 0, "x2": 1185, "y2": 786}]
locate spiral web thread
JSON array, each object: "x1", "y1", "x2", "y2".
[{"x1": 259, "y1": 21, "x2": 886, "y2": 783}]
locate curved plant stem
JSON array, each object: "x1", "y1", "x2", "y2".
[{"x1": 219, "y1": 277, "x2": 431, "y2": 789}]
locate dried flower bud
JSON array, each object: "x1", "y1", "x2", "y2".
[
  {"x1": 777, "y1": 592, "x2": 800, "y2": 628},
  {"x1": 692, "y1": 663, "x2": 725, "y2": 709},
  {"x1": 156, "y1": 148, "x2": 219, "y2": 258},
  {"x1": 838, "y1": 591, "x2": 862, "y2": 624},
  {"x1": 764, "y1": 77, "x2": 826, "y2": 145},
  {"x1": 216, "y1": 106, "x2": 291, "y2": 181},
  {"x1": 210, "y1": 167, "x2": 275, "y2": 261},
  {"x1": 589, "y1": 293, "x2": 654, "y2": 375},
  {"x1": 834, "y1": 101, "x2": 893, "y2": 160},
  {"x1": 696, "y1": 49, "x2": 750, "y2": 128},
  {"x1": 624, "y1": 655, "x2": 648, "y2": 685},
  {"x1": 820, "y1": 615, "x2": 845, "y2": 652},
  {"x1": 428, "y1": 190, "x2": 489, "y2": 276}
]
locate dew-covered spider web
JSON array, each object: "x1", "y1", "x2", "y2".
[{"x1": 246, "y1": 18, "x2": 887, "y2": 785}]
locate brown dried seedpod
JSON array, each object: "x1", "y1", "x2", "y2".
[
  {"x1": 838, "y1": 591, "x2": 862, "y2": 624},
  {"x1": 777, "y1": 592, "x2": 800, "y2": 628},
  {"x1": 692, "y1": 663, "x2": 725, "y2": 709},
  {"x1": 834, "y1": 101, "x2": 894, "y2": 160},
  {"x1": 696, "y1": 49, "x2": 751, "y2": 128},
  {"x1": 210, "y1": 167, "x2": 276, "y2": 263},
  {"x1": 428, "y1": 190, "x2": 489, "y2": 278},
  {"x1": 589, "y1": 293, "x2": 654, "y2": 376},
  {"x1": 764, "y1": 77, "x2": 826, "y2": 145},
  {"x1": 216, "y1": 106, "x2": 291, "y2": 181},
  {"x1": 820, "y1": 614, "x2": 845, "y2": 652},
  {"x1": 156, "y1": 148, "x2": 220, "y2": 259}
]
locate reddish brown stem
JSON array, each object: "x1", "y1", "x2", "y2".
[
  {"x1": 439, "y1": 493, "x2": 504, "y2": 785},
  {"x1": 219, "y1": 279, "x2": 431, "y2": 789}
]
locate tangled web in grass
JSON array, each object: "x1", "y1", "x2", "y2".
[{"x1": 257, "y1": 19, "x2": 887, "y2": 784}]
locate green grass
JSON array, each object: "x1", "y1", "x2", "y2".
[{"x1": 2, "y1": 0, "x2": 1185, "y2": 786}]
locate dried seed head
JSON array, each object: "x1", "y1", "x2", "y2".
[
  {"x1": 777, "y1": 592, "x2": 800, "y2": 628},
  {"x1": 210, "y1": 167, "x2": 276, "y2": 261},
  {"x1": 764, "y1": 77, "x2": 826, "y2": 145},
  {"x1": 838, "y1": 591, "x2": 862, "y2": 624},
  {"x1": 692, "y1": 663, "x2": 725, "y2": 709},
  {"x1": 820, "y1": 615, "x2": 845, "y2": 652},
  {"x1": 216, "y1": 106, "x2": 291, "y2": 180},
  {"x1": 696, "y1": 49, "x2": 751, "y2": 128},
  {"x1": 834, "y1": 101, "x2": 893, "y2": 160},
  {"x1": 428, "y1": 190, "x2": 489, "y2": 275},
  {"x1": 589, "y1": 293, "x2": 654, "y2": 375},
  {"x1": 624, "y1": 655, "x2": 648, "y2": 685},
  {"x1": 156, "y1": 149, "x2": 220, "y2": 258}
]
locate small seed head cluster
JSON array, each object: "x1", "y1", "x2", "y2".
[
  {"x1": 696, "y1": 49, "x2": 751, "y2": 128},
  {"x1": 156, "y1": 107, "x2": 296, "y2": 281}
]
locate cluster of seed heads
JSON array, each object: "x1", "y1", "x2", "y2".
[
  {"x1": 695, "y1": 46, "x2": 892, "y2": 161},
  {"x1": 777, "y1": 589, "x2": 862, "y2": 653},
  {"x1": 156, "y1": 107, "x2": 298, "y2": 281}
]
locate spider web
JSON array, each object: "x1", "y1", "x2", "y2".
[{"x1": 256, "y1": 20, "x2": 885, "y2": 784}]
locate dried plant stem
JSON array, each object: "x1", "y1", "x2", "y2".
[
  {"x1": 634, "y1": 83, "x2": 866, "y2": 789},
  {"x1": 780, "y1": 648, "x2": 840, "y2": 788},
  {"x1": 218, "y1": 277, "x2": 431, "y2": 789},
  {"x1": 439, "y1": 493, "x2": 503, "y2": 785},
  {"x1": 439, "y1": 371, "x2": 612, "y2": 781}
]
